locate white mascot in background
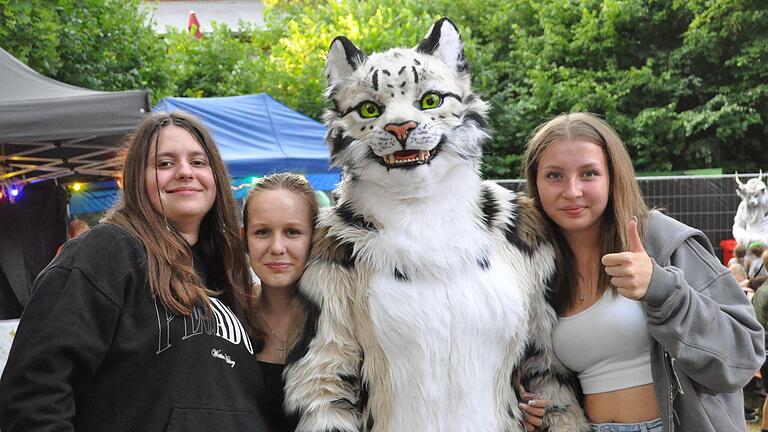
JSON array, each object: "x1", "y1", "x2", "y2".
[
  {"x1": 733, "y1": 171, "x2": 768, "y2": 249},
  {"x1": 284, "y1": 18, "x2": 588, "y2": 432}
]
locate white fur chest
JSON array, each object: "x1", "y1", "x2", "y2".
[{"x1": 361, "y1": 226, "x2": 529, "y2": 432}]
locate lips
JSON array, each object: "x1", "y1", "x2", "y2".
[
  {"x1": 562, "y1": 206, "x2": 585, "y2": 216},
  {"x1": 167, "y1": 187, "x2": 202, "y2": 195},
  {"x1": 265, "y1": 262, "x2": 292, "y2": 271}
]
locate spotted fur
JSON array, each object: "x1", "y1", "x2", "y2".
[{"x1": 284, "y1": 18, "x2": 588, "y2": 432}]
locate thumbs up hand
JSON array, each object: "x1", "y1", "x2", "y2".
[{"x1": 601, "y1": 218, "x2": 653, "y2": 300}]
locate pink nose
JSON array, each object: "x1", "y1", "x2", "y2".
[{"x1": 384, "y1": 121, "x2": 418, "y2": 144}]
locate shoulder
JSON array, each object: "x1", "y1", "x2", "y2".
[
  {"x1": 51, "y1": 224, "x2": 147, "y2": 284},
  {"x1": 478, "y1": 181, "x2": 550, "y2": 254},
  {"x1": 644, "y1": 211, "x2": 713, "y2": 263}
]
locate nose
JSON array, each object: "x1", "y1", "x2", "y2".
[
  {"x1": 384, "y1": 121, "x2": 418, "y2": 145},
  {"x1": 175, "y1": 161, "x2": 194, "y2": 179},
  {"x1": 563, "y1": 176, "x2": 583, "y2": 198},
  {"x1": 268, "y1": 235, "x2": 286, "y2": 255}
]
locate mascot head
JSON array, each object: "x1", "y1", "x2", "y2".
[
  {"x1": 323, "y1": 18, "x2": 489, "y2": 192},
  {"x1": 736, "y1": 170, "x2": 768, "y2": 208}
]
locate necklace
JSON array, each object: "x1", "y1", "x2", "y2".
[{"x1": 263, "y1": 319, "x2": 288, "y2": 360}]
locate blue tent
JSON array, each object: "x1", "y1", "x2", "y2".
[
  {"x1": 155, "y1": 94, "x2": 338, "y2": 182},
  {"x1": 69, "y1": 94, "x2": 339, "y2": 216}
]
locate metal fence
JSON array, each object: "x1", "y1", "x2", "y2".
[{"x1": 495, "y1": 173, "x2": 759, "y2": 261}]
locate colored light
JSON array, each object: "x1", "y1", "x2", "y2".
[
  {"x1": 0, "y1": 191, "x2": 4, "y2": 200},
  {"x1": 250, "y1": 176, "x2": 259, "y2": 184},
  {"x1": 72, "y1": 183, "x2": 82, "y2": 191},
  {"x1": 10, "y1": 187, "x2": 19, "y2": 197}
]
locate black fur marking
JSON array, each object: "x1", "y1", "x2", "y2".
[
  {"x1": 331, "y1": 36, "x2": 366, "y2": 70},
  {"x1": 365, "y1": 414, "x2": 374, "y2": 432},
  {"x1": 544, "y1": 272, "x2": 556, "y2": 307},
  {"x1": 360, "y1": 379, "x2": 370, "y2": 409},
  {"x1": 401, "y1": 91, "x2": 405, "y2": 95},
  {"x1": 412, "y1": 66, "x2": 419, "y2": 83},
  {"x1": 382, "y1": 69, "x2": 391, "y2": 76},
  {"x1": 336, "y1": 201, "x2": 376, "y2": 231},
  {"x1": 331, "y1": 398, "x2": 356, "y2": 410},
  {"x1": 439, "y1": 115, "x2": 445, "y2": 119},
  {"x1": 478, "y1": 255, "x2": 490, "y2": 270},
  {"x1": 400, "y1": 81, "x2": 406, "y2": 88},
  {"x1": 456, "y1": 50, "x2": 469, "y2": 73},
  {"x1": 413, "y1": 58, "x2": 421, "y2": 65},
  {"x1": 443, "y1": 92, "x2": 461, "y2": 102},
  {"x1": 285, "y1": 290, "x2": 320, "y2": 363},
  {"x1": 462, "y1": 94, "x2": 477, "y2": 104},
  {"x1": 372, "y1": 70, "x2": 379, "y2": 91},
  {"x1": 394, "y1": 267, "x2": 409, "y2": 281},
  {"x1": 416, "y1": 18, "x2": 449, "y2": 55},
  {"x1": 430, "y1": 117, "x2": 435, "y2": 121},
  {"x1": 390, "y1": 93, "x2": 395, "y2": 98},
  {"x1": 339, "y1": 373, "x2": 359, "y2": 387},
  {"x1": 462, "y1": 110, "x2": 490, "y2": 131},
  {"x1": 331, "y1": 131, "x2": 355, "y2": 156},
  {"x1": 504, "y1": 219, "x2": 534, "y2": 256},
  {"x1": 479, "y1": 184, "x2": 499, "y2": 230},
  {"x1": 387, "y1": 84, "x2": 393, "y2": 88},
  {"x1": 398, "y1": 65, "x2": 406, "y2": 75}
]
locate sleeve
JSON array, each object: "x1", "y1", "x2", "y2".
[
  {"x1": 283, "y1": 238, "x2": 362, "y2": 432},
  {"x1": 642, "y1": 236, "x2": 765, "y2": 394},
  {"x1": 0, "y1": 240, "x2": 124, "y2": 431}
]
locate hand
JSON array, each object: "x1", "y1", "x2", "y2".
[
  {"x1": 519, "y1": 386, "x2": 546, "y2": 431},
  {"x1": 601, "y1": 218, "x2": 653, "y2": 300}
]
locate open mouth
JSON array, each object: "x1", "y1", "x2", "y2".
[{"x1": 382, "y1": 150, "x2": 431, "y2": 167}]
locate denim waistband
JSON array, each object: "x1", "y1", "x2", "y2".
[{"x1": 589, "y1": 417, "x2": 663, "y2": 432}]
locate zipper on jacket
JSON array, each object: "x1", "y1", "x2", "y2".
[{"x1": 663, "y1": 350, "x2": 683, "y2": 432}]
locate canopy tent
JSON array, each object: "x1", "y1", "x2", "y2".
[
  {"x1": 0, "y1": 46, "x2": 151, "y2": 189},
  {"x1": 154, "y1": 94, "x2": 337, "y2": 178},
  {"x1": 0, "y1": 47, "x2": 149, "y2": 318}
]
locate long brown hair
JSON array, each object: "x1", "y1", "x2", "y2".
[
  {"x1": 103, "y1": 111, "x2": 258, "y2": 336},
  {"x1": 242, "y1": 172, "x2": 319, "y2": 353},
  {"x1": 523, "y1": 112, "x2": 650, "y2": 314}
]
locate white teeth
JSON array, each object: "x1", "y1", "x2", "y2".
[
  {"x1": 418, "y1": 150, "x2": 429, "y2": 161},
  {"x1": 384, "y1": 150, "x2": 431, "y2": 165}
]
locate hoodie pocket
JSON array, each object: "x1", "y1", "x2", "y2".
[{"x1": 165, "y1": 405, "x2": 268, "y2": 432}]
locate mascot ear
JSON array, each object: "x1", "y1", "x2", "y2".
[
  {"x1": 327, "y1": 36, "x2": 366, "y2": 84},
  {"x1": 416, "y1": 17, "x2": 468, "y2": 73}
]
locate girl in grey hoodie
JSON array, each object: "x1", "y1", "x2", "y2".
[{"x1": 519, "y1": 112, "x2": 764, "y2": 432}]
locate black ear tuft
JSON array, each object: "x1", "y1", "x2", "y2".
[
  {"x1": 327, "y1": 36, "x2": 367, "y2": 83},
  {"x1": 415, "y1": 18, "x2": 467, "y2": 73}
]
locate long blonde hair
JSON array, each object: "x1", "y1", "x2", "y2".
[
  {"x1": 523, "y1": 112, "x2": 650, "y2": 313},
  {"x1": 104, "y1": 112, "x2": 257, "y2": 335},
  {"x1": 242, "y1": 172, "x2": 319, "y2": 353}
]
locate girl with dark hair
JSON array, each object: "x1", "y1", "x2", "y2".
[
  {"x1": 0, "y1": 112, "x2": 269, "y2": 432},
  {"x1": 241, "y1": 172, "x2": 319, "y2": 432},
  {"x1": 519, "y1": 112, "x2": 764, "y2": 432}
]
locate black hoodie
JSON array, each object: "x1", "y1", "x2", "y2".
[{"x1": 0, "y1": 224, "x2": 268, "y2": 432}]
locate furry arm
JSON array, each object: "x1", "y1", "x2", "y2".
[
  {"x1": 284, "y1": 226, "x2": 363, "y2": 432},
  {"x1": 511, "y1": 196, "x2": 589, "y2": 432}
]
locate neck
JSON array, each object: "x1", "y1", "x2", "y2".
[
  {"x1": 174, "y1": 220, "x2": 202, "y2": 245},
  {"x1": 260, "y1": 284, "x2": 296, "y2": 314}
]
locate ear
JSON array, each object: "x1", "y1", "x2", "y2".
[
  {"x1": 327, "y1": 36, "x2": 366, "y2": 84},
  {"x1": 415, "y1": 17, "x2": 467, "y2": 73}
]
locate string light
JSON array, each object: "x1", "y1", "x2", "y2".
[
  {"x1": 10, "y1": 186, "x2": 19, "y2": 197},
  {"x1": 71, "y1": 182, "x2": 83, "y2": 192}
]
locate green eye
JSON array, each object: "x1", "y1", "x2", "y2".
[
  {"x1": 420, "y1": 92, "x2": 443, "y2": 110},
  {"x1": 357, "y1": 101, "x2": 382, "y2": 118}
]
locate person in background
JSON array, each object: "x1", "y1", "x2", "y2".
[
  {"x1": 749, "y1": 243, "x2": 767, "y2": 278},
  {"x1": 0, "y1": 112, "x2": 269, "y2": 432},
  {"x1": 242, "y1": 172, "x2": 319, "y2": 432},
  {"x1": 518, "y1": 112, "x2": 764, "y2": 432},
  {"x1": 754, "y1": 275, "x2": 768, "y2": 432},
  {"x1": 56, "y1": 219, "x2": 91, "y2": 255},
  {"x1": 730, "y1": 243, "x2": 750, "y2": 269}
]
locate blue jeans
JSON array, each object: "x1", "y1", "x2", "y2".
[{"x1": 589, "y1": 418, "x2": 663, "y2": 432}]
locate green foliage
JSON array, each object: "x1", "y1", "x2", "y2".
[{"x1": 2, "y1": 0, "x2": 766, "y2": 177}]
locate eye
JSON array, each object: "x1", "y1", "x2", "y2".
[
  {"x1": 357, "y1": 101, "x2": 382, "y2": 119},
  {"x1": 191, "y1": 159, "x2": 209, "y2": 167},
  {"x1": 419, "y1": 92, "x2": 443, "y2": 110},
  {"x1": 544, "y1": 171, "x2": 561, "y2": 180},
  {"x1": 286, "y1": 228, "x2": 303, "y2": 237},
  {"x1": 583, "y1": 170, "x2": 598, "y2": 177},
  {"x1": 157, "y1": 160, "x2": 173, "y2": 168},
  {"x1": 252, "y1": 228, "x2": 270, "y2": 237}
]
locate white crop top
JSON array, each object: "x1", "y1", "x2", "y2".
[{"x1": 552, "y1": 289, "x2": 653, "y2": 394}]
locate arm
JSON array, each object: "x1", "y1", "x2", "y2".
[
  {"x1": 642, "y1": 236, "x2": 765, "y2": 393},
  {"x1": 0, "y1": 266, "x2": 120, "y2": 432},
  {"x1": 283, "y1": 228, "x2": 362, "y2": 432},
  {"x1": 732, "y1": 202, "x2": 748, "y2": 246}
]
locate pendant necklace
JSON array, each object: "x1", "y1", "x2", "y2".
[{"x1": 264, "y1": 319, "x2": 288, "y2": 360}]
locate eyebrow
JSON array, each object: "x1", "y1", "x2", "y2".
[
  {"x1": 541, "y1": 162, "x2": 603, "y2": 170},
  {"x1": 154, "y1": 151, "x2": 208, "y2": 158}
]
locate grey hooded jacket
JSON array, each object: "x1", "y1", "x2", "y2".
[{"x1": 642, "y1": 211, "x2": 764, "y2": 431}]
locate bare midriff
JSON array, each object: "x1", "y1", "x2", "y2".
[{"x1": 583, "y1": 383, "x2": 660, "y2": 423}]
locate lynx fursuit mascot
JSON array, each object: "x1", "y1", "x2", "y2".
[{"x1": 284, "y1": 18, "x2": 588, "y2": 432}]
